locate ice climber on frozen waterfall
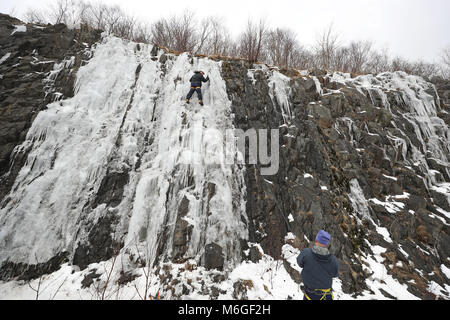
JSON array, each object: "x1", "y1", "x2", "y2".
[
  {"x1": 186, "y1": 70, "x2": 209, "y2": 106},
  {"x1": 297, "y1": 230, "x2": 339, "y2": 300}
]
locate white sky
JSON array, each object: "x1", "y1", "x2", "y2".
[{"x1": 1, "y1": 0, "x2": 449, "y2": 63}]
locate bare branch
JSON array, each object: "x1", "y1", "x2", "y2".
[
  {"x1": 315, "y1": 22, "x2": 340, "y2": 70},
  {"x1": 238, "y1": 18, "x2": 268, "y2": 62}
]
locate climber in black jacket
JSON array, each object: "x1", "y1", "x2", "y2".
[{"x1": 186, "y1": 71, "x2": 209, "y2": 106}]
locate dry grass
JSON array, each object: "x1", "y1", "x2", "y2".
[
  {"x1": 242, "y1": 279, "x2": 254, "y2": 290},
  {"x1": 416, "y1": 225, "x2": 431, "y2": 243}
]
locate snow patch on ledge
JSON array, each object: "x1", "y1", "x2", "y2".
[
  {"x1": 11, "y1": 25, "x2": 27, "y2": 35},
  {"x1": 0, "y1": 53, "x2": 11, "y2": 65}
]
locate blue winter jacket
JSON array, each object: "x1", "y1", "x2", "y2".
[{"x1": 297, "y1": 246, "x2": 339, "y2": 290}]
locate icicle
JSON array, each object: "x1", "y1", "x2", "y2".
[
  {"x1": 268, "y1": 71, "x2": 293, "y2": 123},
  {"x1": 311, "y1": 76, "x2": 323, "y2": 96}
]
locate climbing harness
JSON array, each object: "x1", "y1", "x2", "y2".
[{"x1": 303, "y1": 288, "x2": 334, "y2": 300}]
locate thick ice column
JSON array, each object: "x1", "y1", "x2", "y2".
[{"x1": 123, "y1": 54, "x2": 248, "y2": 270}]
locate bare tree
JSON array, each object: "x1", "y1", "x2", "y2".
[
  {"x1": 315, "y1": 23, "x2": 340, "y2": 70},
  {"x1": 77, "y1": 0, "x2": 92, "y2": 26},
  {"x1": 27, "y1": 275, "x2": 43, "y2": 300},
  {"x1": 89, "y1": 1, "x2": 120, "y2": 31},
  {"x1": 98, "y1": 4, "x2": 121, "y2": 33},
  {"x1": 61, "y1": 0, "x2": 80, "y2": 27},
  {"x1": 25, "y1": 0, "x2": 93, "y2": 29},
  {"x1": 347, "y1": 40, "x2": 373, "y2": 74},
  {"x1": 410, "y1": 60, "x2": 440, "y2": 80},
  {"x1": 170, "y1": 11, "x2": 198, "y2": 52},
  {"x1": 289, "y1": 45, "x2": 316, "y2": 70},
  {"x1": 113, "y1": 14, "x2": 138, "y2": 40},
  {"x1": 194, "y1": 17, "x2": 213, "y2": 54},
  {"x1": 48, "y1": 0, "x2": 71, "y2": 24},
  {"x1": 332, "y1": 46, "x2": 350, "y2": 73},
  {"x1": 8, "y1": 6, "x2": 18, "y2": 18},
  {"x1": 442, "y1": 46, "x2": 450, "y2": 68},
  {"x1": 238, "y1": 18, "x2": 268, "y2": 62},
  {"x1": 133, "y1": 22, "x2": 152, "y2": 44},
  {"x1": 21, "y1": 0, "x2": 444, "y2": 78},
  {"x1": 224, "y1": 39, "x2": 237, "y2": 58},
  {"x1": 441, "y1": 45, "x2": 450, "y2": 78},
  {"x1": 151, "y1": 18, "x2": 170, "y2": 48},
  {"x1": 365, "y1": 48, "x2": 391, "y2": 75},
  {"x1": 151, "y1": 12, "x2": 197, "y2": 52},
  {"x1": 386, "y1": 56, "x2": 439, "y2": 79},
  {"x1": 203, "y1": 17, "x2": 232, "y2": 56},
  {"x1": 391, "y1": 56, "x2": 413, "y2": 73},
  {"x1": 265, "y1": 28, "x2": 299, "y2": 68},
  {"x1": 24, "y1": 7, "x2": 46, "y2": 24}
]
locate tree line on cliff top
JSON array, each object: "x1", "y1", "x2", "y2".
[{"x1": 21, "y1": 0, "x2": 450, "y2": 80}]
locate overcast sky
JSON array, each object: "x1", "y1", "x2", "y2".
[{"x1": 1, "y1": 0, "x2": 449, "y2": 63}]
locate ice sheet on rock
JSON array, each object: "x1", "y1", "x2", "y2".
[
  {"x1": 0, "y1": 36, "x2": 248, "y2": 271},
  {"x1": 348, "y1": 179, "x2": 393, "y2": 243},
  {"x1": 348, "y1": 178, "x2": 371, "y2": 221},
  {"x1": 118, "y1": 51, "x2": 248, "y2": 270},
  {"x1": 333, "y1": 71, "x2": 450, "y2": 188},
  {"x1": 0, "y1": 37, "x2": 142, "y2": 265},
  {"x1": 311, "y1": 76, "x2": 323, "y2": 96},
  {"x1": 268, "y1": 71, "x2": 292, "y2": 123}
]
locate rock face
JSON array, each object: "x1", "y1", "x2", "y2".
[
  {"x1": 0, "y1": 14, "x2": 101, "y2": 202},
  {"x1": 0, "y1": 17, "x2": 449, "y2": 300},
  {"x1": 204, "y1": 243, "x2": 225, "y2": 271},
  {"x1": 221, "y1": 63, "x2": 450, "y2": 298}
]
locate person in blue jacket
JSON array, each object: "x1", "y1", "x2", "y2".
[
  {"x1": 297, "y1": 230, "x2": 339, "y2": 300},
  {"x1": 186, "y1": 70, "x2": 209, "y2": 106}
]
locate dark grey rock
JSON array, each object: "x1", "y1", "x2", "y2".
[{"x1": 204, "y1": 243, "x2": 224, "y2": 271}]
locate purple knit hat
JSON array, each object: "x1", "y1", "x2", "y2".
[{"x1": 315, "y1": 230, "x2": 331, "y2": 246}]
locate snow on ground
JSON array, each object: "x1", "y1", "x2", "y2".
[
  {"x1": 431, "y1": 183, "x2": 450, "y2": 212},
  {"x1": 0, "y1": 240, "x2": 428, "y2": 300},
  {"x1": 382, "y1": 174, "x2": 397, "y2": 181},
  {"x1": 358, "y1": 243, "x2": 420, "y2": 300},
  {"x1": 436, "y1": 207, "x2": 450, "y2": 220},
  {"x1": 427, "y1": 281, "x2": 450, "y2": 299},
  {"x1": 0, "y1": 52, "x2": 11, "y2": 65},
  {"x1": 0, "y1": 234, "x2": 427, "y2": 301},
  {"x1": 441, "y1": 265, "x2": 450, "y2": 280},
  {"x1": 369, "y1": 197, "x2": 405, "y2": 214}
]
